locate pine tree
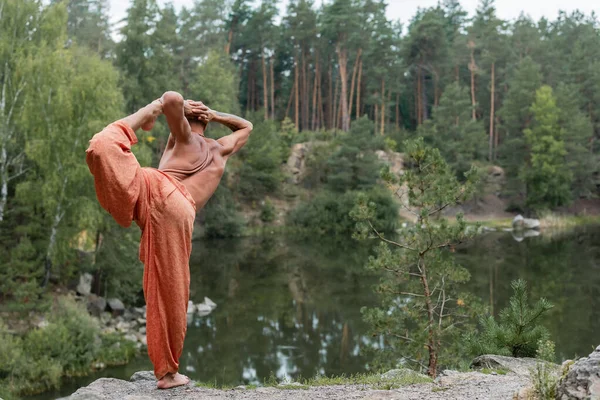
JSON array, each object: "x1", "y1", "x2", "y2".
[
  {"x1": 522, "y1": 85, "x2": 572, "y2": 210},
  {"x1": 466, "y1": 279, "x2": 553, "y2": 358},
  {"x1": 420, "y1": 82, "x2": 487, "y2": 178},
  {"x1": 353, "y1": 138, "x2": 479, "y2": 377}
]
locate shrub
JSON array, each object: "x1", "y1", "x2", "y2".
[
  {"x1": 23, "y1": 296, "x2": 100, "y2": 376},
  {"x1": 289, "y1": 188, "x2": 397, "y2": 236},
  {"x1": 203, "y1": 182, "x2": 244, "y2": 238},
  {"x1": 530, "y1": 362, "x2": 559, "y2": 400},
  {"x1": 465, "y1": 279, "x2": 553, "y2": 358},
  {"x1": 260, "y1": 199, "x2": 276, "y2": 223},
  {"x1": 95, "y1": 333, "x2": 137, "y2": 366}
]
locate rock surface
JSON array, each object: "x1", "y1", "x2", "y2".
[
  {"x1": 471, "y1": 354, "x2": 558, "y2": 377},
  {"x1": 66, "y1": 369, "x2": 529, "y2": 400},
  {"x1": 556, "y1": 345, "x2": 600, "y2": 399},
  {"x1": 285, "y1": 141, "x2": 326, "y2": 184},
  {"x1": 77, "y1": 273, "x2": 93, "y2": 296}
]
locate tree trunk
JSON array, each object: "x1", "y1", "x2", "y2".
[
  {"x1": 416, "y1": 67, "x2": 422, "y2": 125},
  {"x1": 374, "y1": 103, "x2": 379, "y2": 134},
  {"x1": 285, "y1": 81, "x2": 294, "y2": 119},
  {"x1": 489, "y1": 62, "x2": 495, "y2": 162},
  {"x1": 419, "y1": 257, "x2": 437, "y2": 378},
  {"x1": 395, "y1": 92, "x2": 400, "y2": 130},
  {"x1": 348, "y1": 48, "x2": 362, "y2": 121},
  {"x1": 494, "y1": 115, "x2": 500, "y2": 160},
  {"x1": 0, "y1": 147, "x2": 7, "y2": 222},
  {"x1": 469, "y1": 44, "x2": 477, "y2": 121},
  {"x1": 333, "y1": 70, "x2": 339, "y2": 129},
  {"x1": 328, "y1": 64, "x2": 333, "y2": 129},
  {"x1": 387, "y1": 89, "x2": 392, "y2": 131},
  {"x1": 270, "y1": 55, "x2": 275, "y2": 120},
  {"x1": 434, "y1": 71, "x2": 439, "y2": 107},
  {"x1": 318, "y1": 70, "x2": 325, "y2": 130},
  {"x1": 380, "y1": 78, "x2": 385, "y2": 135},
  {"x1": 356, "y1": 59, "x2": 363, "y2": 119},
  {"x1": 421, "y1": 66, "x2": 428, "y2": 121},
  {"x1": 262, "y1": 51, "x2": 268, "y2": 120},
  {"x1": 225, "y1": 28, "x2": 234, "y2": 54},
  {"x1": 337, "y1": 43, "x2": 350, "y2": 131},
  {"x1": 294, "y1": 54, "x2": 299, "y2": 130},
  {"x1": 312, "y1": 56, "x2": 319, "y2": 131},
  {"x1": 43, "y1": 177, "x2": 67, "y2": 287}
]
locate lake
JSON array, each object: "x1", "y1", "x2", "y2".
[{"x1": 35, "y1": 226, "x2": 600, "y2": 399}]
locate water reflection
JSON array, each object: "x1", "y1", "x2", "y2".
[
  {"x1": 180, "y1": 236, "x2": 380, "y2": 386},
  {"x1": 35, "y1": 227, "x2": 600, "y2": 399},
  {"x1": 458, "y1": 225, "x2": 600, "y2": 359}
]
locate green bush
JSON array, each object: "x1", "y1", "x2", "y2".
[
  {"x1": 260, "y1": 199, "x2": 276, "y2": 223},
  {"x1": 465, "y1": 279, "x2": 553, "y2": 358},
  {"x1": 23, "y1": 296, "x2": 100, "y2": 376},
  {"x1": 288, "y1": 188, "x2": 397, "y2": 236},
  {"x1": 236, "y1": 119, "x2": 285, "y2": 200},
  {"x1": 95, "y1": 333, "x2": 137, "y2": 366},
  {"x1": 203, "y1": 182, "x2": 244, "y2": 238},
  {"x1": 9, "y1": 355, "x2": 63, "y2": 396}
]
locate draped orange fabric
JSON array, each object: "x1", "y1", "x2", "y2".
[{"x1": 86, "y1": 122, "x2": 196, "y2": 379}]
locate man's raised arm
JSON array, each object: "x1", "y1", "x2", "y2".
[{"x1": 209, "y1": 110, "x2": 253, "y2": 157}]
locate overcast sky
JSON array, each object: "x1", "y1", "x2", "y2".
[{"x1": 108, "y1": 0, "x2": 599, "y2": 33}]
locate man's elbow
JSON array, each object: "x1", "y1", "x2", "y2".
[{"x1": 161, "y1": 91, "x2": 184, "y2": 109}]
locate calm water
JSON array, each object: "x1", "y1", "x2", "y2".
[{"x1": 37, "y1": 226, "x2": 600, "y2": 399}]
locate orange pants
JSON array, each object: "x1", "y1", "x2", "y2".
[{"x1": 86, "y1": 122, "x2": 196, "y2": 379}]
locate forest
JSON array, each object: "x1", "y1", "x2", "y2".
[
  {"x1": 1, "y1": 0, "x2": 599, "y2": 396},
  {"x1": 2, "y1": 0, "x2": 600, "y2": 311}
]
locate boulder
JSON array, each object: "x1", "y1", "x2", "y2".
[
  {"x1": 130, "y1": 371, "x2": 155, "y2": 382},
  {"x1": 203, "y1": 296, "x2": 217, "y2": 310},
  {"x1": 375, "y1": 150, "x2": 405, "y2": 176},
  {"x1": 512, "y1": 215, "x2": 540, "y2": 230},
  {"x1": 187, "y1": 300, "x2": 195, "y2": 314},
  {"x1": 285, "y1": 141, "x2": 326, "y2": 184},
  {"x1": 196, "y1": 303, "x2": 212, "y2": 316},
  {"x1": 87, "y1": 294, "x2": 107, "y2": 317},
  {"x1": 76, "y1": 273, "x2": 93, "y2": 296},
  {"x1": 471, "y1": 355, "x2": 559, "y2": 377},
  {"x1": 106, "y1": 298, "x2": 125, "y2": 316},
  {"x1": 556, "y1": 345, "x2": 600, "y2": 399}
]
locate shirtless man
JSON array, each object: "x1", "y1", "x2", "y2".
[{"x1": 86, "y1": 91, "x2": 252, "y2": 389}]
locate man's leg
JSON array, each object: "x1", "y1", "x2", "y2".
[
  {"x1": 86, "y1": 121, "x2": 145, "y2": 227},
  {"x1": 139, "y1": 170, "x2": 195, "y2": 388}
]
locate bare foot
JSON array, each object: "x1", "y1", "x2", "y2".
[{"x1": 157, "y1": 372, "x2": 190, "y2": 389}]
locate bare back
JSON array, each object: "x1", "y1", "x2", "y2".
[{"x1": 158, "y1": 133, "x2": 226, "y2": 209}]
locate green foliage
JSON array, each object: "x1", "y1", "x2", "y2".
[
  {"x1": 190, "y1": 50, "x2": 240, "y2": 115},
  {"x1": 353, "y1": 138, "x2": 480, "y2": 376},
  {"x1": 289, "y1": 188, "x2": 397, "y2": 236},
  {"x1": 95, "y1": 333, "x2": 137, "y2": 366},
  {"x1": 260, "y1": 199, "x2": 276, "y2": 223},
  {"x1": 523, "y1": 86, "x2": 572, "y2": 211},
  {"x1": 235, "y1": 119, "x2": 285, "y2": 200},
  {"x1": 92, "y1": 221, "x2": 144, "y2": 305},
  {"x1": 23, "y1": 297, "x2": 100, "y2": 376},
  {"x1": 536, "y1": 339, "x2": 556, "y2": 363},
  {"x1": 530, "y1": 362, "x2": 559, "y2": 400},
  {"x1": 0, "y1": 297, "x2": 140, "y2": 397},
  {"x1": 465, "y1": 279, "x2": 553, "y2": 358},
  {"x1": 420, "y1": 82, "x2": 487, "y2": 178},
  {"x1": 203, "y1": 180, "x2": 244, "y2": 238}
]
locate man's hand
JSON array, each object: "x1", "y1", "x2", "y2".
[
  {"x1": 141, "y1": 99, "x2": 163, "y2": 131},
  {"x1": 184, "y1": 100, "x2": 211, "y2": 122}
]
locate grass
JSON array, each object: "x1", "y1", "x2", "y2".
[{"x1": 195, "y1": 370, "x2": 433, "y2": 391}]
